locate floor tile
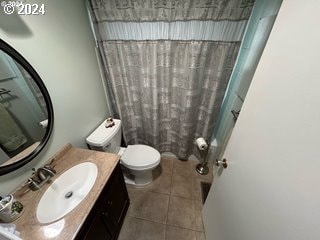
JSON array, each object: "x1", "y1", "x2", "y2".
[
  {"x1": 173, "y1": 159, "x2": 193, "y2": 177},
  {"x1": 165, "y1": 225, "x2": 196, "y2": 240},
  {"x1": 118, "y1": 216, "x2": 166, "y2": 240},
  {"x1": 194, "y1": 200, "x2": 204, "y2": 231},
  {"x1": 167, "y1": 196, "x2": 195, "y2": 230},
  {"x1": 171, "y1": 170, "x2": 210, "y2": 201},
  {"x1": 171, "y1": 174, "x2": 193, "y2": 199},
  {"x1": 120, "y1": 156, "x2": 211, "y2": 239},
  {"x1": 127, "y1": 157, "x2": 173, "y2": 195},
  {"x1": 160, "y1": 156, "x2": 174, "y2": 175},
  {"x1": 195, "y1": 231, "x2": 206, "y2": 240},
  {"x1": 167, "y1": 196, "x2": 205, "y2": 231},
  {"x1": 145, "y1": 171, "x2": 172, "y2": 195},
  {"x1": 128, "y1": 189, "x2": 169, "y2": 223},
  {"x1": 147, "y1": 157, "x2": 173, "y2": 194}
]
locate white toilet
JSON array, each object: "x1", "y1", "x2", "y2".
[{"x1": 86, "y1": 119, "x2": 160, "y2": 186}]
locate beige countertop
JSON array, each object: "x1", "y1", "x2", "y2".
[{"x1": 11, "y1": 144, "x2": 120, "y2": 240}]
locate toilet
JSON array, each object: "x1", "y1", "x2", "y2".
[{"x1": 86, "y1": 119, "x2": 160, "y2": 186}]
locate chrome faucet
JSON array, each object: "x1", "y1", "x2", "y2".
[
  {"x1": 37, "y1": 165, "x2": 56, "y2": 181},
  {"x1": 24, "y1": 165, "x2": 56, "y2": 191}
]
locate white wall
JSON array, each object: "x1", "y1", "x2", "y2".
[
  {"x1": 204, "y1": 0, "x2": 320, "y2": 239},
  {"x1": 0, "y1": 0, "x2": 110, "y2": 193}
]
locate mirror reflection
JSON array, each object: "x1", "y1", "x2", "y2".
[{"x1": 0, "y1": 50, "x2": 48, "y2": 166}]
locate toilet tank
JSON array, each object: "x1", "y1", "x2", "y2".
[{"x1": 86, "y1": 119, "x2": 122, "y2": 154}]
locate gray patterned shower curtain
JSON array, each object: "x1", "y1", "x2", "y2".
[{"x1": 89, "y1": 0, "x2": 254, "y2": 159}]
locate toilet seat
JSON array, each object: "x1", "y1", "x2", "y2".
[{"x1": 121, "y1": 145, "x2": 161, "y2": 171}]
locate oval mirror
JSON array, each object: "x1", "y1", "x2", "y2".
[{"x1": 0, "y1": 39, "x2": 54, "y2": 175}]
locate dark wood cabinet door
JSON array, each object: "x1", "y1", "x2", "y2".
[
  {"x1": 105, "y1": 166, "x2": 129, "y2": 228},
  {"x1": 81, "y1": 213, "x2": 112, "y2": 240},
  {"x1": 75, "y1": 164, "x2": 129, "y2": 240}
]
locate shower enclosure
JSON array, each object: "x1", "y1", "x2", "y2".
[{"x1": 88, "y1": 0, "x2": 255, "y2": 160}]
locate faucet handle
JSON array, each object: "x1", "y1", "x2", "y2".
[
  {"x1": 37, "y1": 165, "x2": 56, "y2": 181},
  {"x1": 20, "y1": 177, "x2": 40, "y2": 191},
  {"x1": 16, "y1": 178, "x2": 35, "y2": 196},
  {"x1": 21, "y1": 177, "x2": 33, "y2": 188},
  {"x1": 31, "y1": 168, "x2": 37, "y2": 176},
  {"x1": 43, "y1": 165, "x2": 56, "y2": 175}
]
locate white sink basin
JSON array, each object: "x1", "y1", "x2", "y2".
[{"x1": 36, "y1": 162, "x2": 98, "y2": 224}]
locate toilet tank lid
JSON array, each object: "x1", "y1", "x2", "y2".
[{"x1": 86, "y1": 119, "x2": 121, "y2": 147}]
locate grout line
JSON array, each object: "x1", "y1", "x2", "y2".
[
  {"x1": 127, "y1": 184, "x2": 171, "y2": 196},
  {"x1": 164, "y1": 220, "x2": 167, "y2": 240},
  {"x1": 126, "y1": 216, "x2": 204, "y2": 235},
  {"x1": 169, "y1": 158, "x2": 174, "y2": 195},
  {"x1": 170, "y1": 188, "x2": 203, "y2": 201},
  {"x1": 149, "y1": 190, "x2": 170, "y2": 195},
  {"x1": 129, "y1": 216, "x2": 167, "y2": 225},
  {"x1": 165, "y1": 222, "x2": 200, "y2": 232},
  {"x1": 166, "y1": 223, "x2": 206, "y2": 233},
  {"x1": 165, "y1": 195, "x2": 171, "y2": 225},
  {"x1": 165, "y1": 158, "x2": 174, "y2": 225},
  {"x1": 170, "y1": 192, "x2": 200, "y2": 201}
]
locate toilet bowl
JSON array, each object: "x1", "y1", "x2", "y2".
[
  {"x1": 120, "y1": 145, "x2": 160, "y2": 186},
  {"x1": 86, "y1": 119, "x2": 160, "y2": 186}
]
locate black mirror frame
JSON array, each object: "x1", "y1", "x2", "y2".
[{"x1": 0, "y1": 39, "x2": 54, "y2": 175}]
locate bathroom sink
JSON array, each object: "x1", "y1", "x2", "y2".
[{"x1": 36, "y1": 162, "x2": 98, "y2": 224}]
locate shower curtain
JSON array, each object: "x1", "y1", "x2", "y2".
[{"x1": 89, "y1": 0, "x2": 254, "y2": 159}]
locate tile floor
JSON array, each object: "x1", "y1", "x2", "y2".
[{"x1": 118, "y1": 156, "x2": 213, "y2": 240}]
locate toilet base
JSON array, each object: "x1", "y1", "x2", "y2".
[
  {"x1": 123, "y1": 175, "x2": 152, "y2": 187},
  {"x1": 121, "y1": 166, "x2": 154, "y2": 187}
]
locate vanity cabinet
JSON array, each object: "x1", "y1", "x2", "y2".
[{"x1": 76, "y1": 163, "x2": 130, "y2": 240}]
